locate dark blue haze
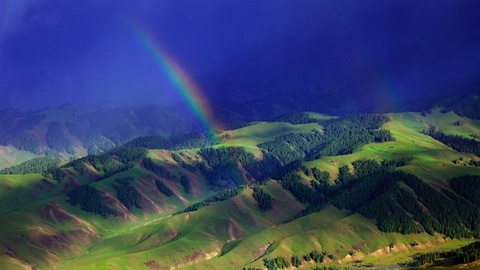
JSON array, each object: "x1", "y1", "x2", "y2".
[{"x1": 1, "y1": 0, "x2": 479, "y2": 110}]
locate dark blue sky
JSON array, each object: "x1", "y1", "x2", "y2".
[{"x1": 1, "y1": 0, "x2": 479, "y2": 110}]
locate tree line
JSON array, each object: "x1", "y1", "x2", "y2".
[
  {"x1": 124, "y1": 132, "x2": 216, "y2": 150},
  {"x1": 252, "y1": 186, "x2": 272, "y2": 212},
  {"x1": 67, "y1": 185, "x2": 116, "y2": 218},
  {"x1": 408, "y1": 241, "x2": 480, "y2": 267},
  {"x1": 198, "y1": 147, "x2": 255, "y2": 188},
  {"x1": 257, "y1": 114, "x2": 394, "y2": 167},
  {"x1": 0, "y1": 156, "x2": 60, "y2": 175},
  {"x1": 423, "y1": 126, "x2": 480, "y2": 156},
  {"x1": 271, "y1": 156, "x2": 480, "y2": 238},
  {"x1": 65, "y1": 147, "x2": 147, "y2": 180},
  {"x1": 274, "y1": 111, "x2": 319, "y2": 125},
  {"x1": 262, "y1": 250, "x2": 341, "y2": 270},
  {"x1": 113, "y1": 177, "x2": 140, "y2": 210},
  {"x1": 181, "y1": 185, "x2": 246, "y2": 213}
]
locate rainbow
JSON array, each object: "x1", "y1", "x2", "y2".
[{"x1": 129, "y1": 23, "x2": 220, "y2": 134}]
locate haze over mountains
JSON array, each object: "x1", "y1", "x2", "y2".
[{"x1": 1, "y1": 75, "x2": 479, "y2": 168}]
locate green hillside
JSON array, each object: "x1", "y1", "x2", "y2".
[
  {"x1": 1, "y1": 111, "x2": 480, "y2": 269},
  {"x1": 305, "y1": 110, "x2": 480, "y2": 183}
]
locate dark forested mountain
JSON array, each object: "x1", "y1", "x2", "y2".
[
  {"x1": 209, "y1": 90, "x2": 355, "y2": 123},
  {"x1": 0, "y1": 104, "x2": 202, "y2": 158},
  {"x1": 366, "y1": 74, "x2": 480, "y2": 115}
]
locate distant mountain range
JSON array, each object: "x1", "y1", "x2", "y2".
[
  {"x1": 0, "y1": 88, "x2": 361, "y2": 162},
  {"x1": 0, "y1": 104, "x2": 202, "y2": 160},
  {"x1": 0, "y1": 74, "x2": 478, "y2": 166}
]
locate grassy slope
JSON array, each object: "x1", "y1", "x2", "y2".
[
  {"x1": 0, "y1": 165, "x2": 98, "y2": 215},
  {"x1": 218, "y1": 121, "x2": 325, "y2": 155},
  {"x1": 305, "y1": 110, "x2": 480, "y2": 184},
  {"x1": 1, "y1": 112, "x2": 480, "y2": 269},
  {"x1": 0, "y1": 149, "x2": 216, "y2": 269},
  {"x1": 59, "y1": 181, "x2": 303, "y2": 270},
  {"x1": 60, "y1": 186, "x2": 472, "y2": 270}
]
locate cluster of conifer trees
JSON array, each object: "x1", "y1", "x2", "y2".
[
  {"x1": 113, "y1": 177, "x2": 140, "y2": 210},
  {"x1": 154, "y1": 178, "x2": 173, "y2": 197},
  {"x1": 142, "y1": 158, "x2": 175, "y2": 196},
  {"x1": 252, "y1": 186, "x2": 272, "y2": 211},
  {"x1": 423, "y1": 126, "x2": 480, "y2": 156},
  {"x1": 182, "y1": 185, "x2": 246, "y2": 213},
  {"x1": 290, "y1": 255, "x2": 301, "y2": 267},
  {"x1": 308, "y1": 250, "x2": 325, "y2": 263},
  {"x1": 309, "y1": 266, "x2": 344, "y2": 270},
  {"x1": 282, "y1": 173, "x2": 322, "y2": 205},
  {"x1": 180, "y1": 175, "x2": 190, "y2": 193},
  {"x1": 263, "y1": 256, "x2": 290, "y2": 270},
  {"x1": 408, "y1": 241, "x2": 480, "y2": 267},
  {"x1": 256, "y1": 114, "x2": 394, "y2": 167},
  {"x1": 114, "y1": 147, "x2": 147, "y2": 164},
  {"x1": 101, "y1": 163, "x2": 134, "y2": 181},
  {"x1": 0, "y1": 156, "x2": 60, "y2": 175},
  {"x1": 258, "y1": 130, "x2": 323, "y2": 164},
  {"x1": 380, "y1": 155, "x2": 413, "y2": 169},
  {"x1": 42, "y1": 167, "x2": 64, "y2": 182},
  {"x1": 171, "y1": 152, "x2": 182, "y2": 163},
  {"x1": 261, "y1": 154, "x2": 480, "y2": 238},
  {"x1": 308, "y1": 114, "x2": 393, "y2": 159},
  {"x1": 197, "y1": 145, "x2": 300, "y2": 184},
  {"x1": 468, "y1": 158, "x2": 480, "y2": 167},
  {"x1": 142, "y1": 158, "x2": 173, "y2": 179},
  {"x1": 67, "y1": 185, "x2": 116, "y2": 218},
  {"x1": 262, "y1": 251, "x2": 340, "y2": 270},
  {"x1": 328, "y1": 161, "x2": 477, "y2": 237},
  {"x1": 66, "y1": 147, "x2": 146, "y2": 179},
  {"x1": 311, "y1": 167, "x2": 330, "y2": 182},
  {"x1": 198, "y1": 147, "x2": 255, "y2": 188},
  {"x1": 5, "y1": 131, "x2": 39, "y2": 152},
  {"x1": 199, "y1": 147, "x2": 254, "y2": 168},
  {"x1": 68, "y1": 153, "x2": 114, "y2": 173}
]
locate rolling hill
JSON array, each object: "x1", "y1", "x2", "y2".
[{"x1": 1, "y1": 110, "x2": 480, "y2": 269}]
